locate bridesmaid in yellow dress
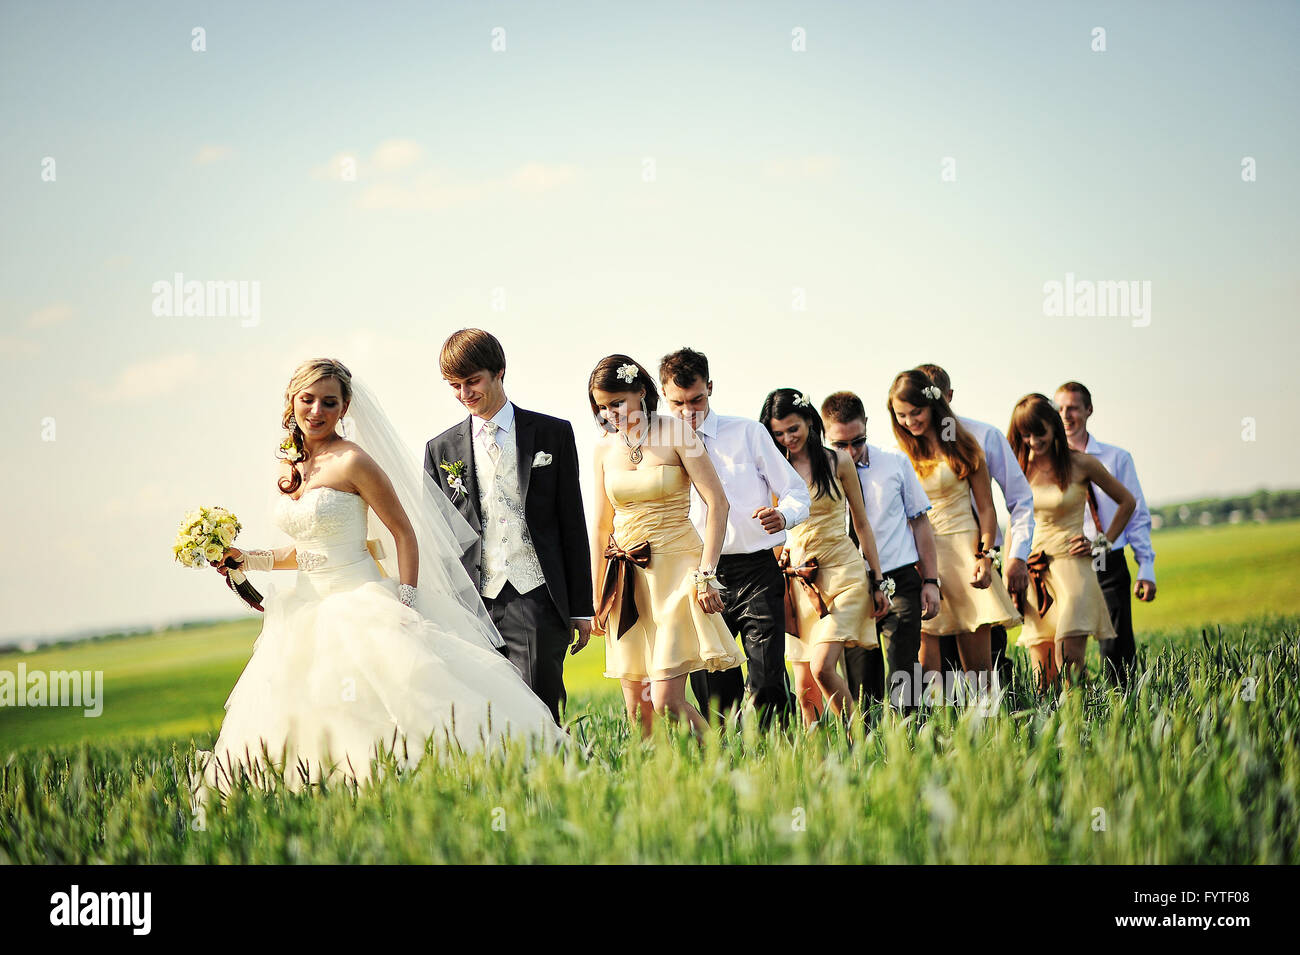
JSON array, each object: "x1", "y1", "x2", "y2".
[
  {"x1": 1007, "y1": 394, "x2": 1135, "y2": 687},
  {"x1": 587, "y1": 354, "x2": 742, "y2": 737},
  {"x1": 761, "y1": 388, "x2": 888, "y2": 728},
  {"x1": 888, "y1": 370, "x2": 1020, "y2": 694}
]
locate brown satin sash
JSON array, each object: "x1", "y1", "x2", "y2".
[
  {"x1": 595, "y1": 535, "x2": 651, "y2": 639},
  {"x1": 1025, "y1": 550, "x2": 1054, "y2": 617},
  {"x1": 778, "y1": 550, "x2": 830, "y2": 638}
]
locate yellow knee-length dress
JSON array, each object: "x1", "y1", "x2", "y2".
[
  {"x1": 784, "y1": 469, "x2": 878, "y2": 663},
  {"x1": 601, "y1": 464, "x2": 744, "y2": 682},
  {"x1": 1017, "y1": 479, "x2": 1117, "y2": 647},
  {"x1": 920, "y1": 459, "x2": 1021, "y2": 636}
]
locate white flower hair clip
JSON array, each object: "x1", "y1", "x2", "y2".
[
  {"x1": 922, "y1": 385, "x2": 942, "y2": 401},
  {"x1": 793, "y1": 392, "x2": 812, "y2": 409},
  {"x1": 616, "y1": 363, "x2": 639, "y2": 384}
]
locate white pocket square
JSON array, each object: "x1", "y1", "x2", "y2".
[{"x1": 532, "y1": 451, "x2": 552, "y2": 468}]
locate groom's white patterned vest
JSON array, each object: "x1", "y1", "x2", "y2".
[{"x1": 474, "y1": 422, "x2": 546, "y2": 599}]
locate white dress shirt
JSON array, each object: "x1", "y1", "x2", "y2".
[
  {"x1": 958, "y1": 415, "x2": 1035, "y2": 563},
  {"x1": 688, "y1": 409, "x2": 812, "y2": 555},
  {"x1": 472, "y1": 400, "x2": 515, "y2": 449},
  {"x1": 1081, "y1": 432, "x2": 1156, "y2": 582},
  {"x1": 855, "y1": 444, "x2": 932, "y2": 573}
]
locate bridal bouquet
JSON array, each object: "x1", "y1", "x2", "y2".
[{"x1": 173, "y1": 506, "x2": 264, "y2": 612}]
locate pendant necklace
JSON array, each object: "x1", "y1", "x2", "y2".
[{"x1": 622, "y1": 427, "x2": 644, "y2": 464}]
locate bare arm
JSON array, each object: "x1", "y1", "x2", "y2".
[
  {"x1": 837, "y1": 450, "x2": 881, "y2": 576},
  {"x1": 908, "y1": 513, "x2": 938, "y2": 579},
  {"x1": 1078, "y1": 452, "x2": 1136, "y2": 544},
  {"x1": 350, "y1": 449, "x2": 419, "y2": 588},
  {"x1": 589, "y1": 443, "x2": 615, "y2": 632},
  {"x1": 969, "y1": 462, "x2": 998, "y2": 587},
  {"x1": 678, "y1": 433, "x2": 730, "y2": 572}
]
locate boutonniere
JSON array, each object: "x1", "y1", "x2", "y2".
[{"x1": 439, "y1": 459, "x2": 467, "y2": 499}]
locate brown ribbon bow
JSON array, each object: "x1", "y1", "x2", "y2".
[
  {"x1": 595, "y1": 535, "x2": 651, "y2": 639},
  {"x1": 1024, "y1": 550, "x2": 1054, "y2": 617},
  {"x1": 778, "y1": 550, "x2": 830, "y2": 637}
]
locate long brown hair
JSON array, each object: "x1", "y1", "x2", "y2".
[
  {"x1": 887, "y1": 369, "x2": 982, "y2": 480},
  {"x1": 760, "y1": 388, "x2": 839, "y2": 501},
  {"x1": 1008, "y1": 393, "x2": 1073, "y2": 491},
  {"x1": 277, "y1": 358, "x2": 353, "y2": 495}
]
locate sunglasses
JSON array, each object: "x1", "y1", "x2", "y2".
[{"x1": 829, "y1": 436, "x2": 868, "y2": 450}]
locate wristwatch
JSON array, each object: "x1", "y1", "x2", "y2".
[{"x1": 924, "y1": 577, "x2": 942, "y2": 597}]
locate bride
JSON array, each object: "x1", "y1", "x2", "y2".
[{"x1": 192, "y1": 358, "x2": 563, "y2": 800}]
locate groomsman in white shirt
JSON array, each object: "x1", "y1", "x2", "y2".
[
  {"x1": 659, "y1": 347, "x2": 812, "y2": 727},
  {"x1": 916, "y1": 364, "x2": 1033, "y2": 690},
  {"x1": 820, "y1": 392, "x2": 941, "y2": 709},
  {"x1": 1055, "y1": 381, "x2": 1154, "y2": 687}
]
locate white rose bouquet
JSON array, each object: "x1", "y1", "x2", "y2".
[{"x1": 173, "y1": 506, "x2": 264, "y2": 611}]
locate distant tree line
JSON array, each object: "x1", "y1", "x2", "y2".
[{"x1": 1151, "y1": 489, "x2": 1300, "y2": 531}]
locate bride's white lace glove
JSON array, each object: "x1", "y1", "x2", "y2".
[
  {"x1": 236, "y1": 549, "x2": 275, "y2": 572},
  {"x1": 398, "y1": 584, "x2": 417, "y2": 608}
]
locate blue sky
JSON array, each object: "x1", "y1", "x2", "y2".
[{"x1": 2, "y1": 0, "x2": 1297, "y2": 642}]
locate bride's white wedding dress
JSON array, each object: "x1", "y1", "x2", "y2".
[{"x1": 193, "y1": 383, "x2": 564, "y2": 800}]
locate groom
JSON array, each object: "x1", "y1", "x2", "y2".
[{"x1": 425, "y1": 328, "x2": 594, "y2": 722}]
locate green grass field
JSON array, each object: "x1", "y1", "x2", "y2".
[{"x1": 1, "y1": 520, "x2": 1297, "y2": 863}]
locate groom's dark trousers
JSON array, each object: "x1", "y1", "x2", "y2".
[
  {"x1": 689, "y1": 549, "x2": 794, "y2": 729},
  {"x1": 1094, "y1": 546, "x2": 1136, "y2": 688},
  {"x1": 481, "y1": 582, "x2": 572, "y2": 724}
]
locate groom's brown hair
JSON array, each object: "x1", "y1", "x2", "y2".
[{"x1": 440, "y1": 328, "x2": 506, "y2": 380}]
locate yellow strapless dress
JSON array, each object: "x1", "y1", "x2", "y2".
[
  {"x1": 602, "y1": 464, "x2": 744, "y2": 682},
  {"x1": 784, "y1": 469, "x2": 878, "y2": 662},
  {"x1": 920, "y1": 459, "x2": 1021, "y2": 635},
  {"x1": 1018, "y1": 479, "x2": 1117, "y2": 646}
]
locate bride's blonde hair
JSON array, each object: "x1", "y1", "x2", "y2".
[{"x1": 278, "y1": 358, "x2": 353, "y2": 495}]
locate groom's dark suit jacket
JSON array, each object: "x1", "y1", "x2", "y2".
[{"x1": 424, "y1": 406, "x2": 594, "y2": 624}]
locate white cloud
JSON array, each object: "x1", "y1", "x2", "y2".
[
  {"x1": 371, "y1": 138, "x2": 423, "y2": 170},
  {"x1": 312, "y1": 140, "x2": 577, "y2": 207},
  {"x1": 357, "y1": 169, "x2": 488, "y2": 211},
  {"x1": 762, "y1": 155, "x2": 841, "y2": 179},
  {"x1": 102, "y1": 352, "x2": 200, "y2": 402},
  {"x1": 509, "y1": 162, "x2": 578, "y2": 193},
  {"x1": 26, "y1": 303, "x2": 74, "y2": 328},
  {"x1": 357, "y1": 163, "x2": 578, "y2": 211},
  {"x1": 0, "y1": 336, "x2": 41, "y2": 358},
  {"x1": 195, "y1": 145, "x2": 233, "y2": 165}
]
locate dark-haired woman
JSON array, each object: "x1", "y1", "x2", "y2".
[
  {"x1": 888, "y1": 370, "x2": 1019, "y2": 697},
  {"x1": 1008, "y1": 394, "x2": 1135, "y2": 687},
  {"x1": 588, "y1": 355, "x2": 742, "y2": 737},
  {"x1": 762, "y1": 388, "x2": 888, "y2": 728}
]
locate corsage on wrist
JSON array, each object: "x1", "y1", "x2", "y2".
[
  {"x1": 878, "y1": 575, "x2": 897, "y2": 598},
  {"x1": 1090, "y1": 534, "x2": 1111, "y2": 557},
  {"x1": 694, "y1": 568, "x2": 723, "y2": 595},
  {"x1": 985, "y1": 546, "x2": 1003, "y2": 573}
]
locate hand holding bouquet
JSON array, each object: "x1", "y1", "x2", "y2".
[{"x1": 173, "y1": 506, "x2": 265, "y2": 612}]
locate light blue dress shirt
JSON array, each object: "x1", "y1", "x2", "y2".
[
  {"x1": 1082, "y1": 432, "x2": 1156, "y2": 582},
  {"x1": 854, "y1": 444, "x2": 932, "y2": 573},
  {"x1": 959, "y1": 416, "x2": 1036, "y2": 563}
]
